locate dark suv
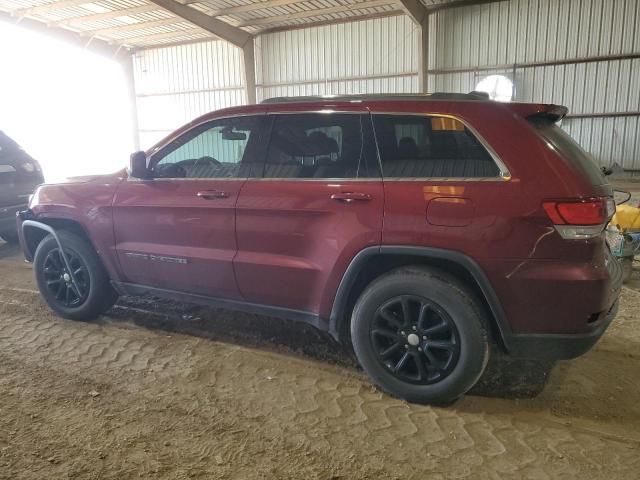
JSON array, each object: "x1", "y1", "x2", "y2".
[
  {"x1": 0, "y1": 131, "x2": 43, "y2": 243},
  {"x1": 17, "y1": 94, "x2": 622, "y2": 404}
]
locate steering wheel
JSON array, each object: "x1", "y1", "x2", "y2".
[
  {"x1": 154, "y1": 163, "x2": 187, "y2": 178},
  {"x1": 195, "y1": 156, "x2": 220, "y2": 166}
]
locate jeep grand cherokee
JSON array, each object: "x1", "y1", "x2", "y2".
[{"x1": 17, "y1": 94, "x2": 621, "y2": 403}]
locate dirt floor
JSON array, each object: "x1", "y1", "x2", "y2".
[{"x1": 1, "y1": 241, "x2": 640, "y2": 479}]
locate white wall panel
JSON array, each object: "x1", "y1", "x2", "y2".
[
  {"x1": 255, "y1": 15, "x2": 420, "y2": 101},
  {"x1": 131, "y1": 1, "x2": 640, "y2": 171},
  {"x1": 133, "y1": 40, "x2": 246, "y2": 148},
  {"x1": 431, "y1": 0, "x2": 640, "y2": 171}
]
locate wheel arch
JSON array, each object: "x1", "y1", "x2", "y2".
[
  {"x1": 328, "y1": 246, "x2": 512, "y2": 352},
  {"x1": 22, "y1": 216, "x2": 95, "y2": 261}
]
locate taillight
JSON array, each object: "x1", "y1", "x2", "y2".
[{"x1": 543, "y1": 198, "x2": 611, "y2": 239}]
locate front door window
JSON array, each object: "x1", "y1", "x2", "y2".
[{"x1": 152, "y1": 116, "x2": 262, "y2": 179}]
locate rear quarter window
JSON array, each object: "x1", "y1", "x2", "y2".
[
  {"x1": 372, "y1": 115, "x2": 501, "y2": 178},
  {"x1": 530, "y1": 121, "x2": 607, "y2": 186}
]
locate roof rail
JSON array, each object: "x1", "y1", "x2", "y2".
[{"x1": 260, "y1": 91, "x2": 490, "y2": 104}]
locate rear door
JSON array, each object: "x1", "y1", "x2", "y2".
[
  {"x1": 372, "y1": 113, "x2": 512, "y2": 255},
  {"x1": 234, "y1": 109, "x2": 383, "y2": 316},
  {"x1": 112, "y1": 115, "x2": 265, "y2": 298}
]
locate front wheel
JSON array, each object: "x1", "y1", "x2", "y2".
[
  {"x1": 351, "y1": 267, "x2": 489, "y2": 404},
  {"x1": 33, "y1": 230, "x2": 118, "y2": 320}
]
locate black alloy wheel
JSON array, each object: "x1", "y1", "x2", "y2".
[
  {"x1": 42, "y1": 247, "x2": 90, "y2": 308},
  {"x1": 371, "y1": 295, "x2": 460, "y2": 385},
  {"x1": 350, "y1": 267, "x2": 489, "y2": 404}
]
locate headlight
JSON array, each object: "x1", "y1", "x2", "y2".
[{"x1": 21, "y1": 161, "x2": 35, "y2": 173}]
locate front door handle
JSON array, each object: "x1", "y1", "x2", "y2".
[
  {"x1": 330, "y1": 192, "x2": 372, "y2": 203},
  {"x1": 197, "y1": 190, "x2": 229, "y2": 199}
]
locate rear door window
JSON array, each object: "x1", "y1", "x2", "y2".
[
  {"x1": 372, "y1": 115, "x2": 501, "y2": 178},
  {"x1": 530, "y1": 120, "x2": 607, "y2": 186},
  {"x1": 262, "y1": 113, "x2": 377, "y2": 179}
]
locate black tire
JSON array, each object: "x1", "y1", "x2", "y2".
[
  {"x1": 33, "y1": 230, "x2": 118, "y2": 320},
  {"x1": 0, "y1": 229, "x2": 19, "y2": 244},
  {"x1": 351, "y1": 266, "x2": 489, "y2": 404}
]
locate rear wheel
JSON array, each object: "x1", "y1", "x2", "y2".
[
  {"x1": 0, "y1": 229, "x2": 19, "y2": 244},
  {"x1": 351, "y1": 267, "x2": 489, "y2": 404},
  {"x1": 34, "y1": 230, "x2": 118, "y2": 320}
]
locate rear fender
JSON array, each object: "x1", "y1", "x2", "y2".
[{"x1": 328, "y1": 246, "x2": 513, "y2": 350}]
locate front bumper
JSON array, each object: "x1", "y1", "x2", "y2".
[
  {"x1": 16, "y1": 209, "x2": 35, "y2": 261},
  {"x1": 0, "y1": 203, "x2": 27, "y2": 232}
]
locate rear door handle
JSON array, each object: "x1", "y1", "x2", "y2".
[
  {"x1": 330, "y1": 192, "x2": 372, "y2": 203},
  {"x1": 197, "y1": 190, "x2": 229, "y2": 199}
]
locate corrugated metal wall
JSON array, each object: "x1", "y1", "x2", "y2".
[
  {"x1": 431, "y1": 0, "x2": 640, "y2": 171},
  {"x1": 132, "y1": 1, "x2": 640, "y2": 170},
  {"x1": 254, "y1": 15, "x2": 420, "y2": 101},
  {"x1": 132, "y1": 40, "x2": 246, "y2": 148}
]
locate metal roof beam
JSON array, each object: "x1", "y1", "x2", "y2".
[
  {"x1": 259, "y1": 9, "x2": 402, "y2": 33},
  {"x1": 426, "y1": 0, "x2": 509, "y2": 13},
  {"x1": 185, "y1": 0, "x2": 304, "y2": 16},
  {"x1": 54, "y1": 5, "x2": 160, "y2": 26},
  {"x1": 396, "y1": 1, "x2": 428, "y2": 93},
  {"x1": 84, "y1": 16, "x2": 183, "y2": 35},
  {"x1": 236, "y1": 0, "x2": 393, "y2": 27},
  {"x1": 396, "y1": 0, "x2": 427, "y2": 24},
  {"x1": 144, "y1": 0, "x2": 256, "y2": 104},
  {"x1": 120, "y1": 26, "x2": 207, "y2": 44},
  {"x1": 13, "y1": 0, "x2": 99, "y2": 17},
  {"x1": 146, "y1": 0, "x2": 252, "y2": 47}
]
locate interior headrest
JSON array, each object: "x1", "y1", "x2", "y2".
[{"x1": 306, "y1": 131, "x2": 339, "y2": 156}]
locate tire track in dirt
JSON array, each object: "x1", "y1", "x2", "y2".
[{"x1": 1, "y1": 287, "x2": 640, "y2": 479}]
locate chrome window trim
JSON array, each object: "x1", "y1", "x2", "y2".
[
  {"x1": 239, "y1": 177, "x2": 501, "y2": 182},
  {"x1": 142, "y1": 111, "x2": 511, "y2": 183},
  {"x1": 244, "y1": 177, "x2": 380, "y2": 182},
  {"x1": 370, "y1": 111, "x2": 512, "y2": 182},
  {"x1": 126, "y1": 177, "x2": 248, "y2": 183}
]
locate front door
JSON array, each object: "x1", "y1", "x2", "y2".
[
  {"x1": 234, "y1": 110, "x2": 384, "y2": 317},
  {"x1": 113, "y1": 114, "x2": 265, "y2": 299}
]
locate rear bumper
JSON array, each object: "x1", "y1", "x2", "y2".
[
  {"x1": 506, "y1": 299, "x2": 619, "y2": 360},
  {"x1": 502, "y1": 252, "x2": 623, "y2": 360}
]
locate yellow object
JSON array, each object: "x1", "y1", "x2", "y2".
[
  {"x1": 431, "y1": 117, "x2": 465, "y2": 131},
  {"x1": 611, "y1": 204, "x2": 640, "y2": 232}
]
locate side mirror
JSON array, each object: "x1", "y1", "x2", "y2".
[{"x1": 129, "y1": 151, "x2": 151, "y2": 179}]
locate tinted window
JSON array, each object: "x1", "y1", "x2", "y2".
[
  {"x1": 530, "y1": 120, "x2": 606, "y2": 186},
  {"x1": 153, "y1": 116, "x2": 261, "y2": 179},
  {"x1": 373, "y1": 115, "x2": 500, "y2": 178},
  {"x1": 263, "y1": 114, "x2": 370, "y2": 179}
]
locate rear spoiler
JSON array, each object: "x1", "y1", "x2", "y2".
[{"x1": 505, "y1": 103, "x2": 569, "y2": 123}]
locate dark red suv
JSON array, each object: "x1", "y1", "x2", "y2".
[{"x1": 18, "y1": 93, "x2": 622, "y2": 404}]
